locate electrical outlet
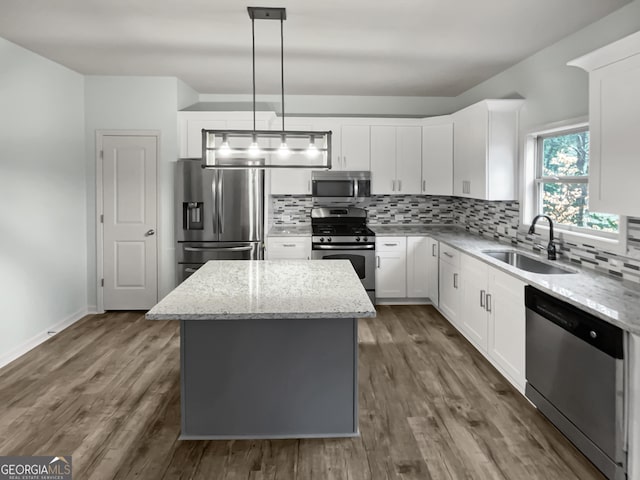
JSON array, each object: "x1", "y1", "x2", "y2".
[{"x1": 395, "y1": 214, "x2": 404, "y2": 222}]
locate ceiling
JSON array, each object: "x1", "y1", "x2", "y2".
[{"x1": 0, "y1": 0, "x2": 631, "y2": 96}]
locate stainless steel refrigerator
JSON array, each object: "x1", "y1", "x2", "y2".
[{"x1": 176, "y1": 158, "x2": 264, "y2": 283}]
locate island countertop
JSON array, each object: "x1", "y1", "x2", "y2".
[{"x1": 146, "y1": 260, "x2": 376, "y2": 320}]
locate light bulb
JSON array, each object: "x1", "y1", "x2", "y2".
[
  {"x1": 306, "y1": 136, "x2": 319, "y2": 158},
  {"x1": 248, "y1": 134, "x2": 261, "y2": 157},
  {"x1": 219, "y1": 138, "x2": 231, "y2": 157},
  {"x1": 278, "y1": 134, "x2": 290, "y2": 157}
]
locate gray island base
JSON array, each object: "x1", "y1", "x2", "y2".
[{"x1": 146, "y1": 260, "x2": 376, "y2": 439}]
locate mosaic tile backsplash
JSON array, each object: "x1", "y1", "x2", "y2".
[
  {"x1": 270, "y1": 195, "x2": 457, "y2": 225},
  {"x1": 271, "y1": 194, "x2": 640, "y2": 283}
]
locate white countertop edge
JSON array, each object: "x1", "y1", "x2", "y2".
[{"x1": 146, "y1": 311, "x2": 376, "y2": 320}]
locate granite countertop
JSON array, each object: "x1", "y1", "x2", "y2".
[
  {"x1": 267, "y1": 225, "x2": 312, "y2": 237},
  {"x1": 146, "y1": 260, "x2": 376, "y2": 320},
  {"x1": 371, "y1": 224, "x2": 640, "y2": 335}
]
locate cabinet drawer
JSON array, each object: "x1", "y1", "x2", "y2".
[
  {"x1": 439, "y1": 244, "x2": 460, "y2": 267},
  {"x1": 267, "y1": 237, "x2": 311, "y2": 260},
  {"x1": 375, "y1": 237, "x2": 406, "y2": 252}
]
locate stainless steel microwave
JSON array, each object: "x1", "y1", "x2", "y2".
[{"x1": 311, "y1": 171, "x2": 371, "y2": 198}]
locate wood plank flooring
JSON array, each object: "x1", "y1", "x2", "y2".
[{"x1": 0, "y1": 306, "x2": 605, "y2": 479}]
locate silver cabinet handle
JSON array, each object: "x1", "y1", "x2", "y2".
[
  {"x1": 431, "y1": 244, "x2": 437, "y2": 257},
  {"x1": 376, "y1": 256, "x2": 380, "y2": 268},
  {"x1": 398, "y1": 180, "x2": 402, "y2": 192},
  {"x1": 307, "y1": 180, "x2": 311, "y2": 193},
  {"x1": 185, "y1": 246, "x2": 253, "y2": 252},
  {"x1": 314, "y1": 244, "x2": 374, "y2": 250},
  {"x1": 443, "y1": 251, "x2": 453, "y2": 258},
  {"x1": 453, "y1": 273, "x2": 458, "y2": 289},
  {"x1": 343, "y1": 155, "x2": 347, "y2": 168},
  {"x1": 282, "y1": 244, "x2": 297, "y2": 247},
  {"x1": 423, "y1": 179, "x2": 426, "y2": 192},
  {"x1": 384, "y1": 243, "x2": 398, "y2": 247},
  {"x1": 146, "y1": 229, "x2": 155, "y2": 236},
  {"x1": 480, "y1": 290, "x2": 486, "y2": 308},
  {"x1": 391, "y1": 180, "x2": 396, "y2": 192},
  {"x1": 486, "y1": 293, "x2": 492, "y2": 312}
]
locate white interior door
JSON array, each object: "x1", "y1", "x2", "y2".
[{"x1": 102, "y1": 135, "x2": 158, "y2": 310}]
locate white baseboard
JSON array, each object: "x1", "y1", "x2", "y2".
[{"x1": 0, "y1": 309, "x2": 89, "y2": 369}]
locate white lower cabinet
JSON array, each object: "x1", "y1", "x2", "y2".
[
  {"x1": 407, "y1": 237, "x2": 429, "y2": 298},
  {"x1": 460, "y1": 254, "x2": 490, "y2": 351},
  {"x1": 438, "y1": 245, "x2": 461, "y2": 327},
  {"x1": 426, "y1": 238, "x2": 439, "y2": 306},
  {"x1": 266, "y1": 237, "x2": 311, "y2": 260},
  {"x1": 457, "y1": 251, "x2": 526, "y2": 391},
  {"x1": 375, "y1": 237, "x2": 407, "y2": 298}
]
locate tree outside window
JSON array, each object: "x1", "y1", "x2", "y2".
[{"x1": 536, "y1": 129, "x2": 619, "y2": 233}]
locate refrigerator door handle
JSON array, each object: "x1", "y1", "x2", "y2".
[
  {"x1": 218, "y1": 172, "x2": 224, "y2": 234},
  {"x1": 184, "y1": 246, "x2": 254, "y2": 252},
  {"x1": 211, "y1": 171, "x2": 218, "y2": 235}
]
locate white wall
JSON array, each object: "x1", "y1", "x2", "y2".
[
  {"x1": 84, "y1": 76, "x2": 180, "y2": 309},
  {"x1": 0, "y1": 38, "x2": 86, "y2": 364}
]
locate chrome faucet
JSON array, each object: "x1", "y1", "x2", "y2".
[{"x1": 528, "y1": 215, "x2": 557, "y2": 260}]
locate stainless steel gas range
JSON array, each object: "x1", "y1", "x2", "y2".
[{"x1": 311, "y1": 207, "x2": 376, "y2": 303}]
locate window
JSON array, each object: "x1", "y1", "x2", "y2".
[{"x1": 535, "y1": 127, "x2": 619, "y2": 235}]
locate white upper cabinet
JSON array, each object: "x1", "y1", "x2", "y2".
[
  {"x1": 422, "y1": 117, "x2": 454, "y2": 196},
  {"x1": 370, "y1": 125, "x2": 422, "y2": 195},
  {"x1": 340, "y1": 125, "x2": 371, "y2": 171},
  {"x1": 452, "y1": 100, "x2": 523, "y2": 200},
  {"x1": 568, "y1": 31, "x2": 640, "y2": 217}
]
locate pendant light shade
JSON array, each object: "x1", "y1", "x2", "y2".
[{"x1": 202, "y1": 7, "x2": 331, "y2": 169}]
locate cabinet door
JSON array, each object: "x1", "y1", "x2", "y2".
[
  {"x1": 426, "y1": 238, "x2": 439, "y2": 306},
  {"x1": 589, "y1": 53, "x2": 640, "y2": 217},
  {"x1": 270, "y1": 170, "x2": 311, "y2": 195},
  {"x1": 313, "y1": 118, "x2": 342, "y2": 170},
  {"x1": 375, "y1": 237, "x2": 406, "y2": 298},
  {"x1": 267, "y1": 237, "x2": 311, "y2": 260},
  {"x1": 187, "y1": 119, "x2": 226, "y2": 158},
  {"x1": 460, "y1": 254, "x2": 489, "y2": 352},
  {"x1": 488, "y1": 268, "x2": 526, "y2": 390},
  {"x1": 453, "y1": 103, "x2": 487, "y2": 198},
  {"x1": 422, "y1": 122, "x2": 453, "y2": 195},
  {"x1": 370, "y1": 126, "x2": 396, "y2": 194},
  {"x1": 341, "y1": 125, "x2": 370, "y2": 171},
  {"x1": 406, "y1": 236, "x2": 429, "y2": 298},
  {"x1": 396, "y1": 126, "x2": 422, "y2": 194},
  {"x1": 438, "y1": 259, "x2": 460, "y2": 327}
]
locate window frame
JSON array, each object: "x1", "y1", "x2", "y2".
[{"x1": 522, "y1": 118, "x2": 626, "y2": 253}]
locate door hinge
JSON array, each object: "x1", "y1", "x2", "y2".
[
  {"x1": 101, "y1": 278, "x2": 104, "y2": 287},
  {"x1": 100, "y1": 214, "x2": 104, "y2": 223}
]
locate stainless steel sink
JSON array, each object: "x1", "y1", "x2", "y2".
[{"x1": 482, "y1": 250, "x2": 576, "y2": 275}]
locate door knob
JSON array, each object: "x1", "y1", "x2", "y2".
[{"x1": 146, "y1": 229, "x2": 155, "y2": 236}]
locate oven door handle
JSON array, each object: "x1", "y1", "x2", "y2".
[{"x1": 313, "y1": 244, "x2": 375, "y2": 250}]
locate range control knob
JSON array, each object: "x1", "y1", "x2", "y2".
[
  {"x1": 320, "y1": 237, "x2": 325, "y2": 243},
  {"x1": 355, "y1": 236, "x2": 361, "y2": 242},
  {"x1": 327, "y1": 237, "x2": 332, "y2": 242},
  {"x1": 363, "y1": 236, "x2": 368, "y2": 242}
]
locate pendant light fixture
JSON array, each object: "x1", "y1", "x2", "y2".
[{"x1": 202, "y1": 6, "x2": 331, "y2": 169}]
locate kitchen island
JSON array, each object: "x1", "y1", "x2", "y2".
[{"x1": 146, "y1": 260, "x2": 376, "y2": 439}]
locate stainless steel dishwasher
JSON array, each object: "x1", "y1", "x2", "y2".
[{"x1": 525, "y1": 286, "x2": 626, "y2": 480}]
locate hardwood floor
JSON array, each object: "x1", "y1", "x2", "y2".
[{"x1": 0, "y1": 306, "x2": 604, "y2": 479}]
